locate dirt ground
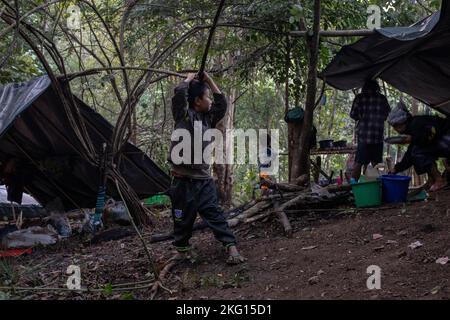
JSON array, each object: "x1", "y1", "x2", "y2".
[{"x1": 1, "y1": 189, "x2": 449, "y2": 300}]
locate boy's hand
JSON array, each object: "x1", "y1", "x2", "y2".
[
  {"x1": 200, "y1": 71, "x2": 221, "y2": 94},
  {"x1": 202, "y1": 71, "x2": 212, "y2": 83},
  {"x1": 184, "y1": 73, "x2": 196, "y2": 83},
  {"x1": 404, "y1": 135, "x2": 412, "y2": 144}
]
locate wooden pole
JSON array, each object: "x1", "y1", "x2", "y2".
[{"x1": 290, "y1": 29, "x2": 376, "y2": 37}]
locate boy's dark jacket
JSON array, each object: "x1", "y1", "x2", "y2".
[{"x1": 168, "y1": 81, "x2": 227, "y2": 178}]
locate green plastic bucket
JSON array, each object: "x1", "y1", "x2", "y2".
[{"x1": 351, "y1": 180, "x2": 382, "y2": 208}]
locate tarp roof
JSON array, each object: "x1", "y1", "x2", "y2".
[
  {"x1": 319, "y1": 1, "x2": 450, "y2": 116},
  {"x1": 0, "y1": 76, "x2": 170, "y2": 210}
]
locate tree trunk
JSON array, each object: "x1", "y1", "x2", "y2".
[
  {"x1": 288, "y1": 58, "x2": 305, "y2": 181},
  {"x1": 296, "y1": 0, "x2": 321, "y2": 177},
  {"x1": 289, "y1": 122, "x2": 304, "y2": 181},
  {"x1": 284, "y1": 37, "x2": 297, "y2": 182},
  {"x1": 286, "y1": 36, "x2": 304, "y2": 182},
  {"x1": 213, "y1": 88, "x2": 236, "y2": 208}
]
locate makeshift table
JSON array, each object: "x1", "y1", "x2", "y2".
[{"x1": 310, "y1": 147, "x2": 357, "y2": 183}]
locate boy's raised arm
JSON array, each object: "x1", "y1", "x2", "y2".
[
  {"x1": 203, "y1": 72, "x2": 227, "y2": 127},
  {"x1": 203, "y1": 72, "x2": 221, "y2": 94},
  {"x1": 172, "y1": 73, "x2": 196, "y2": 122}
]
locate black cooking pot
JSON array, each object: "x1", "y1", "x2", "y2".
[
  {"x1": 319, "y1": 139, "x2": 334, "y2": 149},
  {"x1": 333, "y1": 140, "x2": 347, "y2": 148}
]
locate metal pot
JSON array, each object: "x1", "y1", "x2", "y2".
[
  {"x1": 333, "y1": 140, "x2": 347, "y2": 148},
  {"x1": 319, "y1": 139, "x2": 334, "y2": 149}
]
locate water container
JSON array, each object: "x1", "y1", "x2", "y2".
[{"x1": 380, "y1": 175, "x2": 411, "y2": 203}]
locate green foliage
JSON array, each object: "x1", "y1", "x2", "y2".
[
  {"x1": 195, "y1": 268, "x2": 250, "y2": 289},
  {"x1": 121, "y1": 292, "x2": 134, "y2": 300},
  {"x1": 290, "y1": 4, "x2": 305, "y2": 25},
  {"x1": 0, "y1": 258, "x2": 18, "y2": 286},
  {"x1": 0, "y1": 37, "x2": 42, "y2": 84},
  {"x1": 103, "y1": 283, "x2": 113, "y2": 296}
]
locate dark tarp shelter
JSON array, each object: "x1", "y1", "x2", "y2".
[
  {"x1": 0, "y1": 76, "x2": 170, "y2": 210},
  {"x1": 319, "y1": 1, "x2": 450, "y2": 116}
]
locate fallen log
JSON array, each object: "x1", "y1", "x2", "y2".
[
  {"x1": 227, "y1": 201, "x2": 273, "y2": 227},
  {"x1": 254, "y1": 192, "x2": 299, "y2": 203},
  {"x1": 274, "y1": 183, "x2": 306, "y2": 192},
  {"x1": 278, "y1": 193, "x2": 311, "y2": 211},
  {"x1": 234, "y1": 190, "x2": 352, "y2": 238},
  {"x1": 243, "y1": 211, "x2": 273, "y2": 224},
  {"x1": 273, "y1": 200, "x2": 292, "y2": 238},
  {"x1": 147, "y1": 189, "x2": 352, "y2": 243},
  {"x1": 263, "y1": 179, "x2": 306, "y2": 192}
]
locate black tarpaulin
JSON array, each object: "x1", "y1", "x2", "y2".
[
  {"x1": 319, "y1": 1, "x2": 450, "y2": 116},
  {"x1": 0, "y1": 76, "x2": 170, "y2": 210}
]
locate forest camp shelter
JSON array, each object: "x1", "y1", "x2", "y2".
[
  {"x1": 0, "y1": 76, "x2": 170, "y2": 210},
  {"x1": 320, "y1": 0, "x2": 450, "y2": 116}
]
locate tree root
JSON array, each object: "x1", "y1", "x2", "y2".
[{"x1": 149, "y1": 255, "x2": 179, "y2": 299}]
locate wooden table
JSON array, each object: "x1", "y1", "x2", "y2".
[
  {"x1": 310, "y1": 147, "x2": 356, "y2": 156},
  {"x1": 310, "y1": 147, "x2": 356, "y2": 183}
]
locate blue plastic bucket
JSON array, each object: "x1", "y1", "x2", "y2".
[{"x1": 380, "y1": 175, "x2": 411, "y2": 203}]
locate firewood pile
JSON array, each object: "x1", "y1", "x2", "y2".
[{"x1": 225, "y1": 175, "x2": 353, "y2": 237}]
